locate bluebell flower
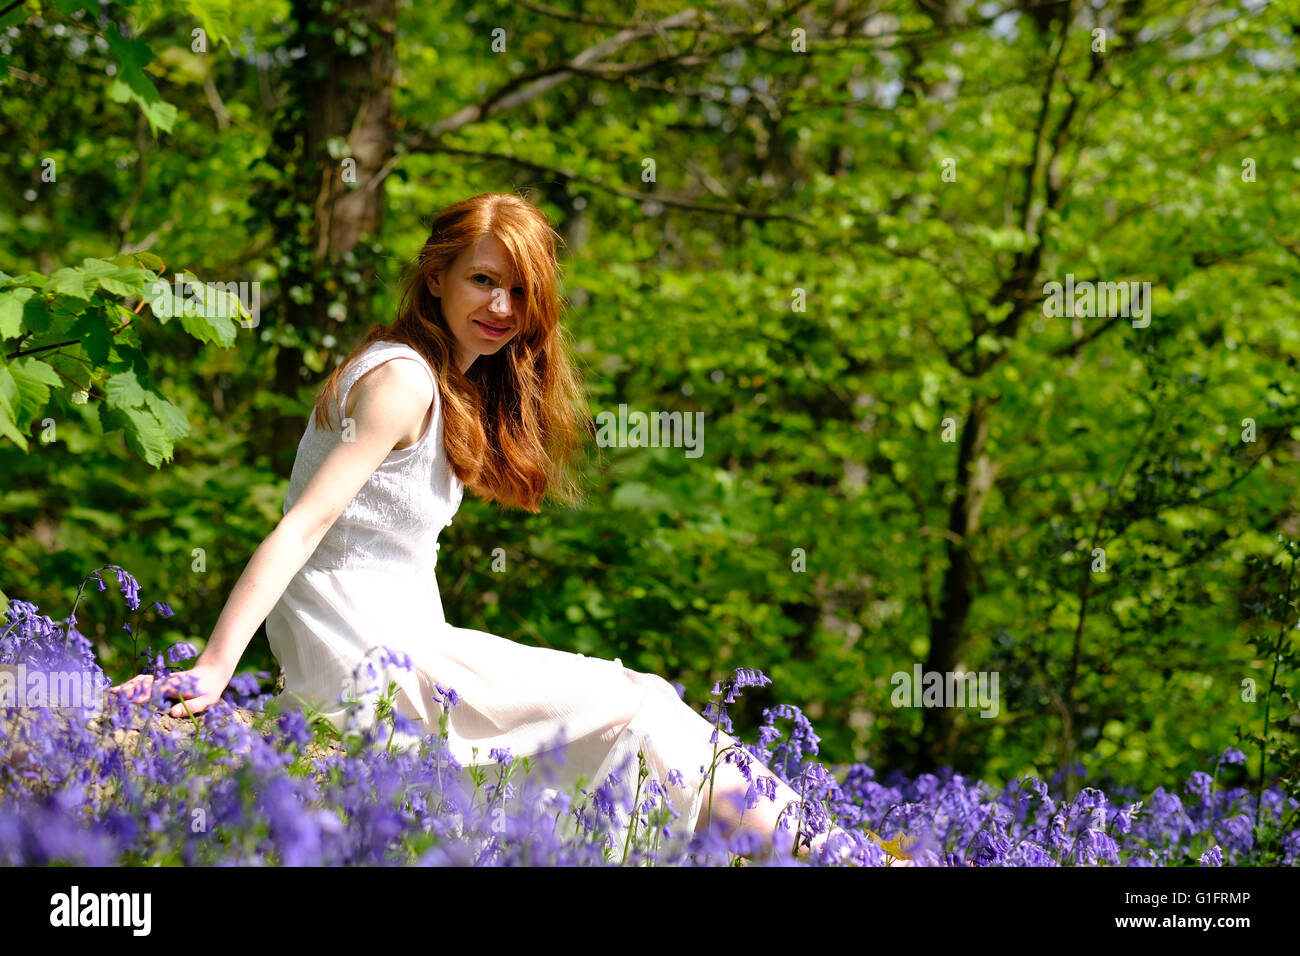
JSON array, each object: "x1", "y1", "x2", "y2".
[
  {"x1": 114, "y1": 567, "x2": 141, "y2": 613},
  {"x1": 226, "y1": 673, "x2": 261, "y2": 697},
  {"x1": 1217, "y1": 748, "x2": 1247, "y2": 766},
  {"x1": 166, "y1": 642, "x2": 198, "y2": 664}
]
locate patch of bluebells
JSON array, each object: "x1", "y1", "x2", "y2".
[{"x1": 1, "y1": 573, "x2": 1298, "y2": 867}]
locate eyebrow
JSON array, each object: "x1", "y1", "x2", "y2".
[{"x1": 468, "y1": 265, "x2": 522, "y2": 285}]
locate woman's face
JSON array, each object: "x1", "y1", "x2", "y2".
[{"x1": 427, "y1": 233, "x2": 525, "y2": 373}]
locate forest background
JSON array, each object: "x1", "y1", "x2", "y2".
[{"x1": 2, "y1": 0, "x2": 1298, "y2": 804}]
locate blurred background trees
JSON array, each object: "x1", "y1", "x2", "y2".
[{"x1": 2, "y1": 0, "x2": 1297, "y2": 800}]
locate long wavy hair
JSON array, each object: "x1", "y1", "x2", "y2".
[{"x1": 310, "y1": 192, "x2": 592, "y2": 513}]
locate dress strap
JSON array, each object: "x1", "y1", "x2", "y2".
[{"x1": 336, "y1": 341, "x2": 439, "y2": 429}]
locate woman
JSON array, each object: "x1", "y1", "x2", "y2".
[{"x1": 110, "y1": 192, "x2": 851, "y2": 864}]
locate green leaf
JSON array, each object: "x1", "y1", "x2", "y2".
[
  {"x1": 105, "y1": 369, "x2": 147, "y2": 409},
  {"x1": 69, "y1": 312, "x2": 114, "y2": 365},
  {"x1": 139, "y1": 86, "x2": 179, "y2": 133},
  {"x1": 0, "y1": 363, "x2": 18, "y2": 421},
  {"x1": 0, "y1": 400, "x2": 26, "y2": 450},
  {"x1": 143, "y1": 390, "x2": 191, "y2": 441},
  {"x1": 100, "y1": 401, "x2": 172, "y2": 467},
  {"x1": 186, "y1": 0, "x2": 238, "y2": 50},
  {"x1": 148, "y1": 273, "x2": 242, "y2": 339},
  {"x1": 100, "y1": 269, "x2": 153, "y2": 298},
  {"x1": 7, "y1": 356, "x2": 63, "y2": 426},
  {"x1": 0, "y1": 289, "x2": 31, "y2": 338},
  {"x1": 122, "y1": 251, "x2": 165, "y2": 274},
  {"x1": 176, "y1": 288, "x2": 239, "y2": 347},
  {"x1": 122, "y1": 404, "x2": 173, "y2": 466},
  {"x1": 104, "y1": 26, "x2": 179, "y2": 135},
  {"x1": 44, "y1": 268, "x2": 90, "y2": 301},
  {"x1": 77, "y1": 258, "x2": 120, "y2": 280},
  {"x1": 78, "y1": 257, "x2": 153, "y2": 298}
]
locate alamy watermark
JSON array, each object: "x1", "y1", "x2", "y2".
[
  {"x1": 1042, "y1": 274, "x2": 1151, "y2": 328},
  {"x1": 147, "y1": 273, "x2": 260, "y2": 328},
  {"x1": 891, "y1": 664, "x2": 999, "y2": 718},
  {"x1": 49, "y1": 886, "x2": 151, "y2": 935},
  {"x1": 0, "y1": 663, "x2": 110, "y2": 715},
  {"x1": 594, "y1": 404, "x2": 704, "y2": 459}
]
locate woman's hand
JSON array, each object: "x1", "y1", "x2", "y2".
[{"x1": 108, "y1": 660, "x2": 233, "y2": 718}]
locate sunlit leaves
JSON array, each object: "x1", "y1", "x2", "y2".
[{"x1": 0, "y1": 258, "x2": 237, "y2": 464}]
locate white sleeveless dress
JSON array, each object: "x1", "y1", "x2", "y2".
[{"x1": 264, "y1": 340, "x2": 715, "y2": 858}]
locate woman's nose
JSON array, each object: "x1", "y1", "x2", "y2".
[{"x1": 491, "y1": 288, "x2": 513, "y2": 316}]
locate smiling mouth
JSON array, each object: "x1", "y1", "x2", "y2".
[{"x1": 474, "y1": 319, "x2": 510, "y2": 333}]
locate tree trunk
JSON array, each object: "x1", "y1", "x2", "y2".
[
  {"x1": 915, "y1": 392, "x2": 999, "y2": 771},
  {"x1": 264, "y1": 0, "x2": 397, "y2": 474}
]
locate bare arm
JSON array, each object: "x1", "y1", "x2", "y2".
[
  {"x1": 111, "y1": 357, "x2": 436, "y2": 712},
  {"x1": 200, "y1": 357, "x2": 435, "y2": 674}
]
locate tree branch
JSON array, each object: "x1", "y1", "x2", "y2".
[{"x1": 427, "y1": 144, "x2": 815, "y2": 224}]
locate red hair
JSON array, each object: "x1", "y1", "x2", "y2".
[{"x1": 310, "y1": 191, "x2": 592, "y2": 512}]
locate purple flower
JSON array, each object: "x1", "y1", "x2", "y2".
[
  {"x1": 1077, "y1": 828, "x2": 1120, "y2": 865},
  {"x1": 1218, "y1": 814, "x2": 1253, "y2": 855},
  {"x1": 757, "y1": 723, "x2": 783, "y2": 751},
  {"x1": 701, "y1": 701, "x2": 735, "y2": 739},
  {"x1": 758, "y1": 703, "x2": 821, "y2": 781},
  {"x1": 1024, "y1": 776, "x2": 1056, "y2": 816},
  {"x1": 276, "y1": 710, "x2": 312, "y2": 749},
  {"x1": 732, "y1": 667, "x2": 770, "y2": 693},
  {"x1": 9, "y1": 627, "x2": 1296, "y2": 870},
  {"x1": 1185, "y1": 771, "x2": 1213, "y2": 804},
  {"x1": 374, "y1": 646, "x2": 413, "y2": 673},
  {"x1": 1111, "y1": 800, "x2": 1142, "y2": 836},
  {"x1": 712, "y1": 666, "x2": 772, "y2": 705},
  {"x1": 590, "y1": 773, "x2": 624, "y2": 824},
  {"x1": 226, "y1": 673, "x2": 261, "y2": 697},
  {"x1": 1217, "y1": 748, "x2": 1247, "y2": 766},
  {"x1": 114, "y1": 567, "x2": 141, "y2": 613},
  {"x1": 166, "y1": 642, "x2": 198, "y2": 664},
  {"x1": 1280, "y1": 829, "x2": 1300, "y2": 866},
  {"x1": 1073, "y1": 787, "x2": 1107, "y2": 811},
  {"x1": 722, "y1": 748, "x2": 754, "y2": 782},
  {"x1": 153, "y1": 601, "x2": 174, "y2": 618}
]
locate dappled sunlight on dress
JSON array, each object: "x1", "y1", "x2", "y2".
[{"x1": 264, "y1": 340, "x2": 717, "y2": 855}]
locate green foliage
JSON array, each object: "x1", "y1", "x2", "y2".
[
  {"x1": 0, "y1": 256, "x2": 249, "y2": 463},
  {"x1": 2, "y1": 0, "x2": 1298, "y2": 808}
]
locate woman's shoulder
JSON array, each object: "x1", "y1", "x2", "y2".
[
  {"x1": 347, "y1": 340, "x2": 438, "y2": 387},
  {"x1": 341, "y1": 341, "x2": 439, "y2": 422}
]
